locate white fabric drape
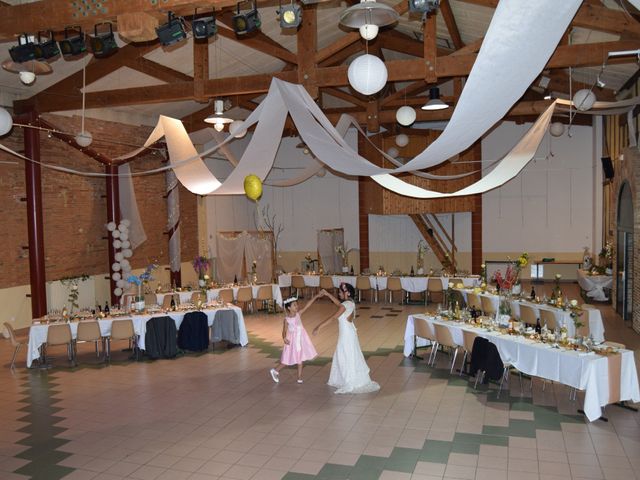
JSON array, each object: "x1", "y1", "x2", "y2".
[
  {"x1": 118, "y1": 164, "x2": 147, "y2": 249},
  {"x1": 244, "y1": 233, "x2": 273, "y2": 283},
  {"x1": 318, "y1": 230, "x2": 344, "y2": 274},
  {"x1": 216, "y1": 233, "x2": 247, "y2": 283}
]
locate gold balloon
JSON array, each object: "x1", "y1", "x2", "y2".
[{"x1": 244, "y1": 174, "x2": 262, "y2": 201}]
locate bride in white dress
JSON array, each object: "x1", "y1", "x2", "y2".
[{"x1": 313, "y1": 284, "x2": 380, "y2": 394}]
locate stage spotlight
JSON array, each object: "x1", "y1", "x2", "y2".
[
  {"x1": 34, "y1": 31, "x2": 60, "y2": 60},
  {"x1": 9, "y1": 34, "x2": 36, "y2": 63},
  {"x1": 193, "y1": 8, "x2": 217, "y2": 39},
  {"x1": 90, "y1": 23, "x2": 118, "y2": 58},
  {"x1": 233, "y1": 2, "x2": 261, "y2": 35},
  {"x1": 279, "y1": 2, "x2": 302, "y2": 29},
  {"x1": 59, "y1": 27, "x2": 86, "y2": 57},
  {"x1": 156, "y1": 11, "x2": 187, "y2": 46},
  {"x1": 409, "y1": 0, "x2": 439, "y2": 15}
]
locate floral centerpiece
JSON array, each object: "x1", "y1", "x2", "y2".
[
  {"x1": 550, "y1": 274, "x2": 563, "y2": 302},
  {"x1": 335, "y1": 244, "x2": 352, "y2": 273},
  {"x1": 480, "y1": 263, "x2": 487, "y2": 285},
  {"x1": 493, "y1": 264, "x2": 517, "y2": 293},
  {"x1": 569, "y1": 299, "x2": 584, "y2": 335},
  {"x1": 416, "y1": 240, "x2": 428, "y2": 274},
  {"x1": 192, "y1": 255, "x2": 209, "y2": 281},
  {"x1": 599, "y1": 241, "x2": 613, "y2": 273},
  {"x1": 60, "y1": 274, "x2": 89, "y2": 314},
  {"x1": 127, "y1": 264, "x2": 158, "y2": 311},
  {"x1": 250, "y1": 260, "x2": 258, "y2": 284}
]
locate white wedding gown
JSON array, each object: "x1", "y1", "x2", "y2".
[{"x1": 328, "y1": 300, "x2": 380, "y2": 394}]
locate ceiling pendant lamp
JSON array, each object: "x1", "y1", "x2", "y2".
[
  {"x1": 421, "y1": 87, "x2": 449, "y2": 111},
  {"x1": 204, "y1": 99, "x2": 233, "y2": 132},
  {"x1": 75, "y1": 56, "x2": 92, "y2": 147},
  {"x1": 339, "y1": 0, "x2": 399, "y2": 41}
]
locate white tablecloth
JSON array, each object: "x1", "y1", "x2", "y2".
[
  {"x1": 405, "y1": 314, "x2": 639, "y2": 422},
  {"x1": 456, "y1": 290, "x2": 605, "y2": 343},
  {"x1": 27, "y1": 306, "x2": 247, "y2": 368},
  {"x1": 577, "y1": 270, "x2": 613, "y2": 302},
  {"x1": 157, "y1": 284, "x2": 283, "y2": 307},
  {"x1": 279, "y1": 274, "x2": 478, "y2": 292}
]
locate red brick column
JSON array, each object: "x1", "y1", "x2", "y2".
[{"x1": 471, "y1": 195, "x2": 483, "y2": 275}]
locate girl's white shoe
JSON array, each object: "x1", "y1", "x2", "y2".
[
  {"x1": 270, "y1": 368, "x2": 279, "y2": 383},
  {"x1": 297, "y1": 379, "x2": 303, "y2": 384}
]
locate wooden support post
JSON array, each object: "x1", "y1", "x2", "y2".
[
  {"x1": 423, "y1": 12, "x2": 437, "y2": 84},
  {"x1": 193, "y1": 37, "x2": 209, "y2": 102},
  {"x1": 105, "y1": 164, "x2": 121, "y2": 306},
  {"x1": 23, "y1": 111, "x2": 47, "y2": 318},
  {"x1": 298, "y1": 5, "x2": 318, "y2": 99}
]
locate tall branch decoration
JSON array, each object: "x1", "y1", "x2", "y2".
[
  {"x1": 255, "y1": 204, "x2": 284, "y2": 266},
  {"x1": 166, "y1": 155, "x2": 182, "y2": 287}
]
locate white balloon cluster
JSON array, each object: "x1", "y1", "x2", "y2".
[{"x1": 107, "y1": 219, "x2": 133, "y2": 298}]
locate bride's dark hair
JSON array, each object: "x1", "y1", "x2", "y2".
[{"x1": 341, "y1": 283, "x2": 355, "y2": 299}]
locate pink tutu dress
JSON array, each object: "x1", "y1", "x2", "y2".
[{"x1": 280, "y1": 313, "x2": 318, "y2": 365}]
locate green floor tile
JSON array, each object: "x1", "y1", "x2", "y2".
[
  {"x1": 317, "y1": 463, "x2": 353, "y2": 479},
  {"x1": 384, "y1": 447, "x2": 421, "y2": 473},
  {"x1": 451, "y1": 442, "x2": 481, "y2": 454},
  {"x1": 282, "y1": 473, "x2": 318, "y2": 480}
]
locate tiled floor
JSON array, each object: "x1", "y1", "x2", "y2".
[{"x1": 1, "y1": 283, "x2": 640, "y2": 480}]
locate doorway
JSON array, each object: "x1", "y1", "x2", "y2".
[{"x1": 616, "y1": 182, "x2": 633, "y2": 321}]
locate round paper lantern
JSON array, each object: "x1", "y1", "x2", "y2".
[
  {"x1": 75, "y1": 131, "x2": 93, "y2": 147},
  {"x1": 119, "y1": 232, "x2": 129, "y2": 242},
  {"x1": 0, "y1": 108, "x2": 13, "y2": 136},
  {"x1": 120, "y1": 258, "x2": 130, "y2": 268},
  {"x1": 386, "y1": 147, "x2": 399, "y2": 158},
  {"x1": 107, "y1": 221, "x2": 116, "y2": 231},
  {"x1": 244, "y1": 174, "x2": 262, "y2": 201},
  {"x1": 395, "y1": 134, "x2": 409, "y2": 147},
  {"x1": 121, "y1": 240, "x2": 130, "y2": 249},
  {"x1": 111, "y1": 230, "x2": 120, "y2": 238},
  {"x1": 549, "y1": 122, "x2": 565, "y2": 137},
  {"x1": 573, "y1": 89, "x2": 596, "y2": 111},
  {"x1": 112, "y1": 262, "x2": 121, "y2": 271},
  {"x1": 118, "y1": 223, "x2": 127, "y2": 232},
  {"x1": 359, "y1": 24, "x2": 379, "y2": 41},
  {"x1": 115, "y1": 252, "x2": 124, "y2": 262},
  {"x1": 116, "y1": 279, "x2": 125, "y2": 288},
  {"x1": 396, "y1": 106, "x2": 416, "y2": 126},
  {"x1": 121, "y1": 219, "x2": 131, "y2": 227},
  {"x1": 112, "y1": 272, "x2": 121, "y2": 281},
  {"x1": 112, "y1": 240, "x2": 122, "y2": 249},
  {"x1": 123, "y1": 248, "x2": 133, "y2": 258},
  {"x1": 229, "y1": 120, "x2": 247, "y2": 138},
  {"x1": 114, "y1": 287, "x2": 123, "y2": 296},
  {"x1": 348, "y1": 54, "x2": 387, "y2": 95}
]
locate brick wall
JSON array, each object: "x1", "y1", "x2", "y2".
[{"x1": 0, "y1": 113, "x2": 198, "y2": 289}]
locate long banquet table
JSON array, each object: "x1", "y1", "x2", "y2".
[
  {"x1": 455, "y1": 289, "x2": 605, "y2": 343},
  {"x1": 156, "y1": 284, "x2": 283, "y2": 307},
  {"x1": 278, "y1": 274, "x2": 479, "y2": 292},
  {"x1": 27, "y1": 305, "x2": 247, "y2": 368},
  {"x1": 404, "y1": 314, "x2": 639, "y2": 422},
  {"x1": 577, "y1": 269, "x2": 613, "y2": 302}
]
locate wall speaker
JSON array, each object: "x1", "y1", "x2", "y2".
[{"x1": 601, "y1": 156, "x2": 614, "y2": 180}]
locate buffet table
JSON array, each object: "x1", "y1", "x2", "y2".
[
  {"x1": 404, "y1": 314, "x2": 639, "y2": 422},
  {"x1": 577, "y1": 269, "x2": 613, "y2": 302},
  {"x1": 27, "y1": 305, "x2": 247, "y2": 368},
  {"x1": 156, "y1": 284, "x2": 283, "y2": 307},
  {"x1": 278, "y1": 274, "x2": 479, "y2": 292}
]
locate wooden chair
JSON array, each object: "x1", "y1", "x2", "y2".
[
  {"x1": 105, "y1": 319, "x2": 138, "y2": 361},
  {"x1": 4, "y1": 322, "x2": 27, "y2": 370},
  {"x1": 144, "y1": 293, "x2": 158, "y2": 307},
  {"x1": 218, "y1": 289, "x2": 234, "y2": 305},
  {"x1": 387, "y1": 277, "x2": 404, "y2": 304},
  {"x1": 433, "y1": 323, "x2": 461, "y2": 373},
  {"x1": 291, "y1": 275, "x2": 306, "y2": 298},
  {"x1": 76, "y1": 321, "x2": 103, "y2": 361},
  {"x1": 256, "y1": 285, "x2": 275, "y2": 313},
  {"x1": 460, "y1": 329, "x2": 479, "y2": 376},
  {"x1": 236, "y1": 287, "x2": 253, "y2": 313},
  {"x1": 519, "y1": 304, "x2": 538, "y2": 327},
  {"x1": 355, "y1": 276, "x2": 373, "y2": 303},
  {"x1": 161, "y1": 294, "x2": 179, "y2": 310},
  {"x1": 427, "y1": 278, "x2": 444, "y2": 305},
  {"x1": 539, "y1": 309, "x2": 557, "y2": 331},
  {"x1": 190, "y1": 291, "x2": 204, "y2": 304},
  {"x1": 467, "y1": 293, "x2": 483, "y2": 311},
  {"x1": 481, "y1": 296, "x2": 497, "y2": 316},
  {"x1": 44, "y1": 323, "x2": 76, "y2": 367},
  {"x1": 413, "y1": 317, "x2": 438, "y2": 366},
  {"x1": 319, "y1": 276, "x2": 336, "y2": 297}
]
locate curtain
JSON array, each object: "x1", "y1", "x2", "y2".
[
  {"x1": 244, "y1": 233, "x2": 273, "y2": 283},
  {"x1": 216, "y1": 232, "x2": 247, "y2": 283},
  {"x1": 318, "y1": 229, "x2": 344, "y2": 274}
]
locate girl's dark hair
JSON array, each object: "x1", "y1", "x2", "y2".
[{"x1": 341, "y1": 283, "x2": 355, "y2": 299}]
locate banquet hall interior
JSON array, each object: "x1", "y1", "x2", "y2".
[{"x1": 1, "y1": 0, "x2": 640, "y2": 479}]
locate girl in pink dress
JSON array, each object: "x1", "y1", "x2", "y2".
[{"x1": 270, "y1": 294, "x2": 320, "y2": 384}]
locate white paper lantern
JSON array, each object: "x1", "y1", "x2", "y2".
[
  {"x1": 395, "y1": 134, "x2": 409, "y2": 147},
  {"x1": 75, "y1": 131, "x2": 93, "y2": 147},
  {"x1": 573, "y1": 89, "x2": 596, "y2": 111},
  {"x1": 118, "y1": 223, "x2": 127, "y2": 232},
  {"x1": 229, "y1": 120, "x2": 247, "y2": 138},
  {"x1": 121, "y1": 240, "x2": 130, "y2": 249},
  {"x1": 549, "y1": 122, "x2": 565, "y2": 137},
  {"x1": 386, "y1": 147, "x2": 399, "y2": 158},
  {"x1": 113, "y1": 239, "x2": 122, "y2": 249},
  {"x1": 396, "y1": 106, "x2": 416, "y2": 126},
  {"x1": 121, "y1": 219, "x2": 131, "y2": 227},
  {"x1": 120, "y1": 232, "x2": 129, "y2": 241},
  {"x1": 112, "y1": 272, "x2": 121, "y2": 281},
  {"x1": 0, "y1": 108, "x2": 13, "y2": 136},
  {"x1": 112, "y1": 230, "x2": 120, "y2": 238},
  {"x1": 106, "y1": 222, "x2": 117, "y2": 231},
  {"x1": 348, "y1": 54, "x2": 387, "y2": 95},
  {"x1": 112, "y1": 262, "x2": 121, "y2": 271},
  {"x1": 114, "y1": 252, "x2": 124, "y2": 262},
  {"x1": 114, "y1": 287, "x2": 123, "y2": 296},
  {"x1": 116, "y1": 279, "x2": 125, "y2": 288},
  {"x1": 123, "y1": 248, "x2": 133, "y2": 258},
  {"x1": 359, "y1": 24, "x2": 379, "y2": 41}
]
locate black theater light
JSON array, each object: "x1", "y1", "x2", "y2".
[
  {"x1": 192, "y1": 8, "x2": 217, "y2": 40},
  {"x1": 156, "y1": 11, "x2": 187, "y2": 46},
  {"x1": 9, "y1": 34, "x2": 36, "y2": 63},
  {"x1": 409, "y1": 0, "x2": 439, "y2": 15},
  {"x1": 90, "y1": 23, "x2": 118, "y2": 58},
  {"x1": 34, "y1": 31, "x2": 60, "y2": 60},
  {"x1": 279, "y1": 2, "x2": 302, "y2": 29},
  {"x1": 59, "y1": 27, "x2": 86, "y2": 57},
  {"x1": 233, "y1": 2, "x2": 261, "y2": 35}
]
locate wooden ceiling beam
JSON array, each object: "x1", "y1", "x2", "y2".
[
  {"x1": 379, "y1": 29, "x2": 451, "y2": 58},
  {"x1": 298, "y1": 5, "x2": 318, "y2": 98},
  {"x1": 124, "y1": 56, "x2": 193, "y2": 83},
  {"x1": 193, "y1": 38, "x2": 209, "y2": 102},
  {"x1": 215, "y1": 19, "x2": 297, "y2": 65},
  {"x1": 323, "y1": 87, "x2": 368, "y2": 108},
  {"x1": 440, "y1": 0, "x2": 465, "y2": 49},
  {"x1": 424, "y1": 12, "x2": 438, "y2": 83},
  {"x1": 380, "y1": 80, "x2": 428, "y2": 107}
]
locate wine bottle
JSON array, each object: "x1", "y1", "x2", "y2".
[
  {"x1": 535, "y1": 317, "x2": 542, "y2": 334},
  {"x1": 530, "y1": 285, "x2": 536, "y2": 300},
  {"x1": 170, "y1": 296, "x2": 176, "y2": 311},
  {"x1": 233, "y1": 275, "x2": 238, "y2": 285},
  {"x1": 410, "y1": 265, "x2": 415, "y2": 276},
  {"x1": 350, "y1": 265, "x2": 354, "y2": 275},
  {"x1": 104, "y1": 302, "x2": 110, "y2": 315}
]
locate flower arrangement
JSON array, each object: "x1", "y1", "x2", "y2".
[
  {"x1": 335, "y1": 244, "x2": 352, "y2": 267},
  {"x1": 60, "y1": 274, "x2": 89, "y2": 312},
  {"x1": 492, "y1": 264, "x2": 518, "y2": 292},
  {"x1": 127, "y1": 264, "x2": 158, "y2": 300},
  {"x1": 417, "y1": 240, "x2": 428, "y2": 269},
  {"x1": 551, "y1": 273, "x2": 562, "y2": 300},
  {"x1": 192, "y1": 255, "x2": 209, "y2": 279},
  {"x1": 251, "y1": 260, "x2": 257, "y2": 275},
  {"x1": 569, "y1": 299, "x2": 584, "y2": 333},
  {"x1": 480, "y1": 263, "x2": 487, "y2": 284},
  {"x1": 599, "y1": 241, "x2": 613, "y2": 268}
]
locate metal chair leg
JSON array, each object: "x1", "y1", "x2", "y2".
[
  {"x1": 449, "y1": 347, "x2": 459, "y2": 374},
  {"x1": 498, "y1": 366, "x2": 510, "y2": 398},
  {"x1": 10, "y1": 344, "x2": 20, "y2": 370},
  {"x1": 459, "y1": 351, "x2": 468, "y2": 376}
]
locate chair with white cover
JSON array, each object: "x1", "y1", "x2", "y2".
[
  {"x1": 256, "y1": 285, "x2": 275, "y2": 313},
  {"x1": 387, "y1": 277, "x2": 404, "y2": 304},
  {"x1": 413, "y1": 317, "x2": 438, "y2": 366},
  {"x1": 460, "y1": 329, "x2": 479, "y2": 376},
  {"x1": 355, "y1": 276, "x2": 373, "y2": 303},
  {"x1": 75, "y1": 321, "x2": 103, "y2": 361},
  {"x1": 291, "y1": 275, "x2": 306, "y2": 298},
  {"x1": 319, "y1": 276, "x2": 336, "y2": 297},
  {"x1": 519, "y1": 304, "x2": 538, "y2": 327},
  {"x1": 427, "y1": 278, "x2": 444, "y2": 305},
  {"x1": 145, "y1": 293, "x2": 158, "y2": 307},
  {"x1": 481, "y1": 296, "x2": 497, "y2": 316},
  {"x1": 105, "y1": 319, "x2": 138, "y2": 361},
  {"x1": 433, "y1": 323, "x2": 461, "y2": 374},
  {"x1": 43, "y1": 323, "x2": 76, "y2": 367},
  {"x1": 218, "y1": 288, "x2": 234, "y2": 305},
  {"x1": 236, "y1": 287, "x2": 253, "y2": 313},
  {"x1": 4, "y1": 322, "x2": 27, "y2": 370}
]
